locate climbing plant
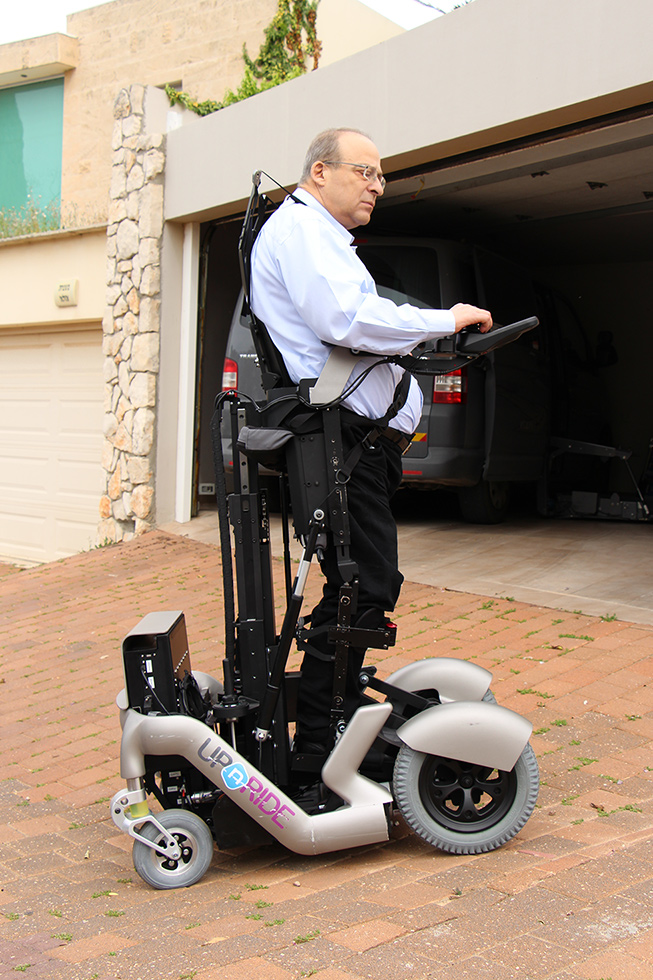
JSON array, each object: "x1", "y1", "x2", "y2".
[{"x1": 165, "y1": 0, "x2": 321, "y2": 117}]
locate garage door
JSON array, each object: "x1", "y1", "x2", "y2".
[{"x1": 0, "y1": 325, "x2": 103, "y2": 564}]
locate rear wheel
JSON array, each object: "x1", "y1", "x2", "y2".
[
  {"x1": 132, "y1": 810, "x2": 214, "y2": 889},
  {"x1": 393, "y1": 742, "x2": 538, "y2": 854},
  {"x1": 458, "y1": 480, "x2": 509, "y2": 524}
]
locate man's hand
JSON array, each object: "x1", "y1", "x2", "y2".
[{"x1": 451, "y1": 303, "x2": 493, "y2": 334}]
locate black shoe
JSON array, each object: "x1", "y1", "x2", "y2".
[
  {"x1": 289, "y1": 779, "x2": 344, "y2": 815},
  {"x1": 289, "y1": 780, "x2": 325, "y2": 813},
  {"x1": 293, "y1": 738, "x2": 328, "y2": 756},
  {"x1": 291, "y1": 737, "x2": 329, "y2": 777}
]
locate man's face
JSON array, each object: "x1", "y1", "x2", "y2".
[{"x1": 312, "y1": 132, "x2": 384, "y2": 229}]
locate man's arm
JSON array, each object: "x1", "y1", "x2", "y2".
[{"x1": 270, "y1": 216, "x2": 463, "y2": 356}]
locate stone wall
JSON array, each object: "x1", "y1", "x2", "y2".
[{"x1": 98, "y1": 85, "x2": 164, "y2": 544}]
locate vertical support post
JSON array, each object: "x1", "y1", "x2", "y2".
[{"x1": 175, "y1": 221, "x2": 200, "y2": 522}]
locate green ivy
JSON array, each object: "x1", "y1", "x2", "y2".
[{"x1": 165, "y1": 0, "x2": 321, "y2": 117}]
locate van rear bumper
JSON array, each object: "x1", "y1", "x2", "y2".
[{"x1": 401, "y1": 447, "x2": 483, "y2": 488}]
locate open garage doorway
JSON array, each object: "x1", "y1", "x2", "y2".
[
  {"x1": 192, "y1": 105, "x2": 653, "y2": 526},
  {"x1": 371, "y1": 104, "x2": 653, "y2": 514}
]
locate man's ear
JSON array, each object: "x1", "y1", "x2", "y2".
[{"x1": 310, "y1": 160, "x2": 327, "y2": 186}]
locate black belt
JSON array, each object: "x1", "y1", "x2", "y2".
[
  {"x1": 379, "y1": 427, "x2": 412, "y2": 454},
  {"x1": 340, "y1": 412, "x2": 413, "y2": 455}
]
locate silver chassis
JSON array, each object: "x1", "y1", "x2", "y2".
[{"x1": 112, "y1": 659, "x2": 532, "y2": 857}]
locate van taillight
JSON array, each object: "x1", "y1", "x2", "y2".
[
  {"x1": 433, "y1": 368, "x2": 467, "y2": 404},
  {"x1": 222, "y1": 357, "x2": 238, "y2": 392}
]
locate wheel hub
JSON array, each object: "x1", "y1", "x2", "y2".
[
  {"x1": 418, "y1": 756, "x2": 517, "y2": 833},
  {"x1": 155, "y1": 832, "x2": 193, "y2": 873}
]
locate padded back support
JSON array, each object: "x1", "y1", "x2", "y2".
[{"x1": 238, "y1": 176, "x2": 294, "y2": 391}]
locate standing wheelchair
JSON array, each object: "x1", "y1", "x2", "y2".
[{"x1": 110, "y1": 172, "x2": 540, "y2": 888}]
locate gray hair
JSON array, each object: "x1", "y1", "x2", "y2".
[{"x1": 299, "y1": 128, "x2": 371, "y2": 184}]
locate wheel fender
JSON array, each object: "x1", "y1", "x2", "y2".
[
  {"x1": 385, "y1": 658, "x2": 492, "y2": 702},
  {"x1": 191, "y1": 671, "x2": 223, "y2": 700},
  {"x1": 397, "y1": 700, "x2": 532, "y2": 773}
]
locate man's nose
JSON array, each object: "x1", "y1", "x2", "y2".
[{"x1": 371, "y1": 177, "x2": 384, "y2": 196}]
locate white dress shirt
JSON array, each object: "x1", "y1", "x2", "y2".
[{"x1": 250, "y1": 186, "x2": 457, "y2": 434}]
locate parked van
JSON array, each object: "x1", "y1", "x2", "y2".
[{"x1": 222, "y1": 237, "x2": 607, "y2": 522}]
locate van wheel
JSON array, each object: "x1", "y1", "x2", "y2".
[{"x1": 458, "y1": 480, "x2": 509, "y2": 524}]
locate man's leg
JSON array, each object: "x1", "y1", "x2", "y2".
[{"x1": 295, "y1": 429, "x2": 404, "y2": 747}]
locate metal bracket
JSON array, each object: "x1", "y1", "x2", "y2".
[{"x1": 110, "y1": 788, "x2": 181, "y2": 859}]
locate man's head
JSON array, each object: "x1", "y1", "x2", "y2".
[{"x1": 299, "y1": 128, "x2": 384, "y2": 229}]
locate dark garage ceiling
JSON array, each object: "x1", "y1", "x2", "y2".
[{"x1": 375, "y1": 108, "x2": 653, "y2": 264}]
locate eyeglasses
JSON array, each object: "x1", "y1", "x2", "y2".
[{"x1": 322, "y1": 161, "x2": 386, "y2": 190}]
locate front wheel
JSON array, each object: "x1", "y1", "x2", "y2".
[
  {"x1": 132, "y1": 809, "x2": 214, "y2": 889},
  {"x1": 393, "y1": 743, "x2": 539, "y2": 854}
]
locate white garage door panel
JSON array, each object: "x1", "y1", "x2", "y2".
[
  {"x1": 0, "y1": 327, "x2": 104, "y2": 564},
  {"x1": 55, "y1": 517, "x2": 103, "y2": 555},
  {"x1": 0, "y1": 511, "x2": 46, "y2": 560},
  {"x1": 0, "y1": 450, "x2": 101, "y2": 494},
  {"x1": 0, "y1": 403, "x2": 101, "y2": 459},
  {"x1": 59, "y1": 395, "x2": 104, "y2": 438},
  {"x1": 0, "y1": 398, "x2": 50, "y2": 436},
  {"x1": 0, "y1": 507, "x2": 98, "y2": 563},
  {"x1": 57, "y1": 457, "x2": 104, "y2": 496},
  {"x1": 0, "y1": 454, "x2": 50, "y2": 496}
]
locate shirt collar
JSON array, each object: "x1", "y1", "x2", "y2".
[{"x1": 286, "y1": 186, "x2": 355, "y2": 245}]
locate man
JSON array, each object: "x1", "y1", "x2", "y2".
[{"x1": 251, "y1": 128, "x2": 492, "y2": 753}]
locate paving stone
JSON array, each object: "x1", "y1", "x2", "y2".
[
  {"x1": 198, "y1": 957, "x2": 294, "y2": 980},
  {"x1": 272, "y1": 892, "x2": 393, "y2": 927},
  {"x1": 328, "y1": 917, "x2": 407, "y2": 952},
  {"x1": 622, "y1": 923, "x2": 653, "y2": 964},
  {"x1": 49, "y1": 930, "x2": 136, "y2": 963},
  {"x1": 425, "y1": 955, "x2": 523, "y2": 980},
  {"x1": 326, "y1": 940, "x2": 430, "y2": 979},
  {"x1": 573, "y1": 948, "x2": 652, "y2": 980},
  {"x1": 487, "y1": 934, "x2": 577, "y2": 977},
  {"x1": 533, "y1": 893, "x2": 653, "y2": 959}
]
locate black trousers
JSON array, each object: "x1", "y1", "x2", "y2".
[{"x1": 296, "y1": 425, "x2": 405, "y2": 744}]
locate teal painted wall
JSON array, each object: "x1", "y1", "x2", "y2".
[{"x1": 0, "y1": 78, "x2": 64, "y2": 213}]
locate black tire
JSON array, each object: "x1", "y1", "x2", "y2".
[
  {"x1": 393, "y1": 742, "x2": 539, "y2": 854},
  {"x1": 132, "y1": 810, "x2": 214, "y2": 889},
  {"x1": 458, "y1": 480, "x2": 509, "y2": 524}
]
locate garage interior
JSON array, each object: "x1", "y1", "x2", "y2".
[
  {"x1": 376, "y1": 104, "x2": 653, "y2": 493},
  {"x1": 184, "y1": 104, "x2": 653, "y2": 621},
  {"x1": 196, "y1": 104, "x2": 653, "y2": 504}
]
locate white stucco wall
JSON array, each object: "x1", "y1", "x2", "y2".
[{"x1": 0, "y1": 228, "x2": 107, "y2": 329}]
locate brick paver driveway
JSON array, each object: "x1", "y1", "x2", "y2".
[{"x1": 1, "y1": 531, "x2": 652, "y2": 979}]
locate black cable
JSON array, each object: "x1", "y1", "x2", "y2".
[
  {"x1": 138, "y1": 665, "x2": 171, "y2": 715},
  {"x1": 256, "y1": 169, "x2": 304, "y2": 205}
]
